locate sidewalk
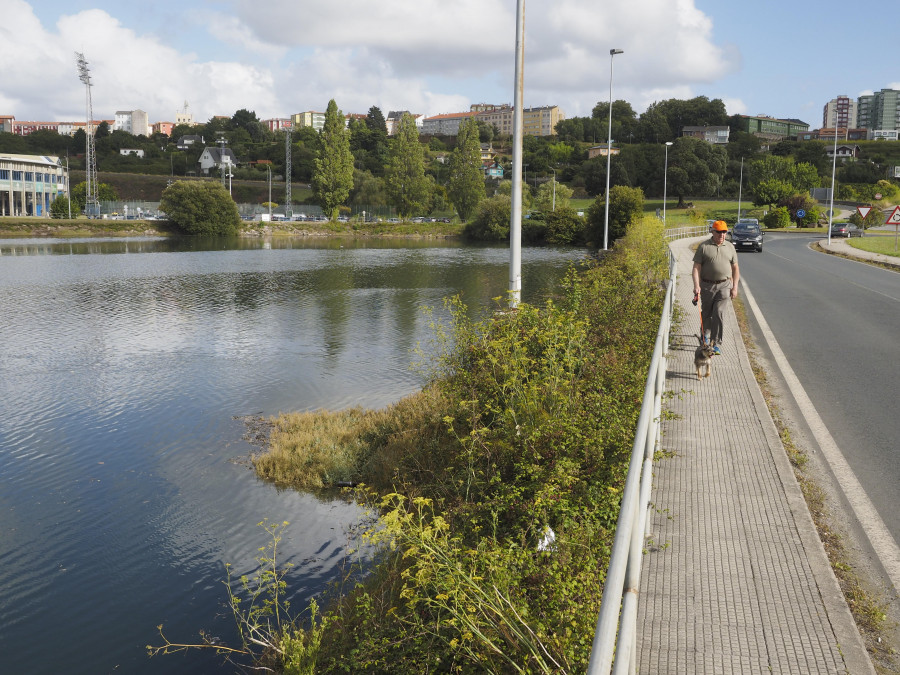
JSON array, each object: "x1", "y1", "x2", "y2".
[
  {"x1": 819, "y1": 234, "x2": 900, "y2": 270},
  {"x1": 635, "y1": 237, "x2": 875, "y2": 674}
]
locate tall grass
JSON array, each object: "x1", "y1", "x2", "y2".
[{"x1": 242, "y1": 216, "x2": 671, "y2": 672}]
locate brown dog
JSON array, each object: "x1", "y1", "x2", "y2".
[{"x1": 694, "y1": 336, "x2": 716, "y2": 380}]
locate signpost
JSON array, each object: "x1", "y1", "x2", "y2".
[
  {"x1": 796, "y1": 208, "x2": 805, "y2": 227},
  {"x1": 886, "y1": 205, "x2": 900, "y2": 252}
]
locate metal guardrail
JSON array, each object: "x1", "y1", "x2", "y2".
[
  {"x1": 664, "y1": 224, "x2": 709, "y2": 241},
  {"x1": 586, "y1": 247, "x2": 679, "y2": 675}
]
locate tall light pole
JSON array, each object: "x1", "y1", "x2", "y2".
[
  {"x1": 827, "y1": 125, "x2": 839, "y2": 244},
  {"x1": 508, "y1": 0, "x2": 525, "y2": 308},
  {"x1": 551, "y1": 168, "x2": 557, "y2": 212},
  {"x1": 663, "y1": 141, "x2": 673, "y2": 225},
  {"x1": 266, "y1": 164, "x2": 272, "y2": 222},
  {"x1": 737, "y1": 157, "x2": 744, "y2": 221},
  {"x1": 603, "y1": 48, "x2": 623, "y2": 250}
]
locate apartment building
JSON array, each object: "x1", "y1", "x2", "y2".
[
  {"x1": 681, "y1": 125, "x2": 730, "y2": 144},
  {"x1": 114, "y1": 110, "x2": 150, "y2": 137},
  {"x1": 0, "y1": 154, "x2": 69, "y2": 216},
  {"x1": 473, "y1": 105, "x2": 565, "y2": 137},
  {"x1": 823, "y1": 95, "x2": 858, "y2": 129},
  {"x1": 421, "y1": 111, "x2": 478, "y2": 136},
  {"x1": 858, "y1": 88, "x2": 900, "y2": 136},
  {"x1": 291, "y1": 111, "x2": 326, "y2": 132}
]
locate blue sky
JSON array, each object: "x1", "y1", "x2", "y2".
[{"x1": 2, "y1": 0, "x2": 898, "y2": 129}]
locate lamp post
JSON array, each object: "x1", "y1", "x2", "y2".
[
  {"x1": 827, "y1": 126, "x2": 839, "y2": 244},
  {"x1": 603, "y1": 48, "x2": 623, "y2": 250},
  {"x1": 551, "y1": 168, "x2": 557, "y2": 212},
  {"x1": 737, "y1": 157, "x2": 744, "y2": 221},
  {"x1": 266, "y1": 164, "x2": 272, "y2": 222},
  {"x1": 663, "y1": 142, "x2": 673, "y2": 224}
]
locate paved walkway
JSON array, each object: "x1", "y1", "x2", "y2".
[{"x1": 636, "y1": 237, "x2": 875, "y2": 674}]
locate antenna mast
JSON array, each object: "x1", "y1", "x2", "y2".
[
  {"x1": 75, "y1": 52, "x2": 100, "y2": 218},
  {"x1": 284, "y1": 124, "x2": 292, "y2": 219}
]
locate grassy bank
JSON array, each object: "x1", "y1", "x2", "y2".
[
  {"x1": 240, "y1": 217, "x2": 671, "y2": 672},
  {"x1": 849, "y1": 234, "x2": 900, "y2": 258}
]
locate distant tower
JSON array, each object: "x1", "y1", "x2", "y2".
[
  {"x1": 176, "y1": 101, "x2": 193, "y2": 127},
  {"x1": 75, "y1": 52, "x2": 99, "y2": 217},
  {"x1": 284, "y1": 125, "x2": 292, "y2": 219}
]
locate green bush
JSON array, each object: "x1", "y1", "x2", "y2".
[
  {"x1": 159, "y1": 180, "x2": 241, "y2": 235},
  {"x1": 463, "y1": 194, "x2": 511, "y2": 241},
  {"x1": 763, "y1": 206, "x2": 790, "y2": 229},
  {"x1": 543, "y1": 206, "x2": 585, "y2": 245},
  {"x1": 49, "y1": 195, "x2": 70, "y2": 219},
  {"x1": 585, "y1": 185, "x2": 644, "y2": 247}
]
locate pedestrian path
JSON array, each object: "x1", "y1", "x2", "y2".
[{"x1": 635, "y1": 237, "x2": 874, "y2": 674}]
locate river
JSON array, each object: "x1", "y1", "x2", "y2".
[{"x1": 0, "y1": 235, "x2": 584, "y2": 673}]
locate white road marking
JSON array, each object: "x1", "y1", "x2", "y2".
[{"x1": 742, "y1": 278, "x2": 900, "y2": 593}]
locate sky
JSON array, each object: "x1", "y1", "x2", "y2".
[{"x1": 2, "y1": 0, "x2": 898, "y2": 129}]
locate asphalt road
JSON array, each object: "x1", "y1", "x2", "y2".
[{"x1": 735, "y1": 233, "x2": 900, "y2": 546}]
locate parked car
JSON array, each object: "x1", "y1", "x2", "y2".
[
  {"x1": 730, "y1": 220, "x2": 764, "y2": 252},
  {"x1": 830, "y1": 222, "x2": 862, "y2": 238}
]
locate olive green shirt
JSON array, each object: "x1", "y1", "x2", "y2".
[{"x1": 693, "y1": 238, "x2": 737, "y2": 280}]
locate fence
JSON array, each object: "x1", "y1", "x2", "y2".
[{"x1": 586, "y1": 237, "x2": 682, "y2": 674}]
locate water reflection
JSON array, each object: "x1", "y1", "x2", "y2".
[{"x1": 0, "y1": 235, "x2": 585, "y2": 674}]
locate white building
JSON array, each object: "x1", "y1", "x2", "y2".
[
  {"x1": 823, "y1": 96, "x2": 858, "y2": 129},
  {"x1": 114, "y1": 109, "x2": 150, "y2": 137},
  {"x1": 0, "y1": 154, "x2": 69, "y2": 216}
]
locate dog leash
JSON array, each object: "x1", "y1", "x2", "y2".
[{"x1": 692, "y1": 291, "x2": 704, "y2": 341}]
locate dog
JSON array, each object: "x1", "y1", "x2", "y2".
[{"x1": 694, "y1": 335, "x2": 716, "y2": 380}]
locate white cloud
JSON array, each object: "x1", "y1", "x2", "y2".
[{"x1": 4, "y1": 0, "x2": 740, "y2": 125}]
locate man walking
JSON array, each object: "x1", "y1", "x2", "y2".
[{"x1": 692, "y1": 220, "x2": 740, "y2": 354}]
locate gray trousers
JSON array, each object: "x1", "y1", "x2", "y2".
[{"x1": 700, "y1": 280, "x2": 732, "y2": 343}]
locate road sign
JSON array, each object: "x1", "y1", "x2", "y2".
[
  {"x1": 858, "y1": 206, "x2": 872, "y2": 219},
  {"x1": 796, "y1": 209, "x2": 806, "y2": 218},
  {"x1": 886, "y1": 205, "x2": 900, "y2": 225}
]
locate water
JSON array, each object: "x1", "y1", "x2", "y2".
[{"x1": 0, "y1": 235, "x2": 584, "y2": 673}]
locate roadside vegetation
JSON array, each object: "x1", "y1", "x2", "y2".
[{"x1": 150, "y1": 216, "x2": 670, "y2": 673}]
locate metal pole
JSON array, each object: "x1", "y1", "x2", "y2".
[
  {"x1": 603, "y1": 49, "x2": 623, "y2": 250},
  {"x1": 508, "y1": 0, "x2": 525, "y2": 308},
  {"x1": 552, "y1": 168, "x2": 557, "y2": 212},
  {"x1": 663, "y1": 142, "x2": 672, "y2": 225},
  {"x1": 737, "y1": 157, "x2": 743, "y2": 221},
  {"x1": 828, "y1": 126, "x2": 838, "y2": 244},
  {"x1": 267, "y1": 165, "x2": 272, "y2": 221}
]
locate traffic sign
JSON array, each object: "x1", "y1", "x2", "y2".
[
  {"x1": 858, "y1": 206, "x2": 872, "y2": 219},
  {"x1": 796, "y1": 209, "x2": 806, "y2": 218},
  {"x1": 886, "y1": 205, "x2": 900, "y2": 225}
]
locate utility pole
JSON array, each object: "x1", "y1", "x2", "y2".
[
  {"x1": 284, "y1": 124, "x2": 292, "y2": 220},
  {"x1": 75, "y1": 52, "x2": 99, "y2": 218}
]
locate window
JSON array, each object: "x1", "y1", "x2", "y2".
[
  {"x1": 0, "y1": 169, "x2": 9, "y2": 180},
  {"x1": 24, "y1": 172, "x2": 34, "y2": 181},
  {"x1": 12, "y1": 171, "x2": 23, "y2": 181}
]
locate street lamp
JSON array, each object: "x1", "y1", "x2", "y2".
[
  {"x1": 827, "y1": 126, "x2": 839, "y2": 244},
  {"x1": 603, "y1": 48, "x2": 623, "y2": 251},
  {"x1": 266, "y1": 164, "x2": 272, "y2": 222},
  {"x1": 551, "y1": 168, "x2": 557, "y2": 212},
  {"x1": 663, "y1": 142, "x2": 673, "y2": 224}
]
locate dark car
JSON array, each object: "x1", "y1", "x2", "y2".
[
  {"x1": 830, "y1": 222, "x2": 862, "y2": 238},
  {"x1": 730, "y1": 220, "x2": 764, "y2": 252}
]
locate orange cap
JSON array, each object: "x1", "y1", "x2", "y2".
[{"x1": 712, "y1": 220, "x2": 728, "y2": 231}]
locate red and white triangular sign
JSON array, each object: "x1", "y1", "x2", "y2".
[
  {"x1": 858, "y1": 206, "x2": 872, "y2": 219},
  {"x1": 886, "y1": 205, "x2": 900, "y2": 225}
]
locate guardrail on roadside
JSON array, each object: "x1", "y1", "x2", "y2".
[
  {"x1": 665, "y1": 224, "x2": 709, "y2": 240},
  {"x1": 586, "y1": 249, "x2": 678, "y2": 675}
]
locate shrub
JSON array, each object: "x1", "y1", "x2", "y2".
[
  {"x1": 49, "y1": 195, "x2": 70, "y2": 219},
  {"x1": 585, "y1": 185, "x2": 644, "y2": 247},
  {"x1": 159, "y1": 180, "x2": 241, "y2": 235},
  {"x1": 463, "y1": 194, "x2": 510, "y2": 241},
  {"x1": 763, "y1": 206, "x2": 790, "y2": 229}
]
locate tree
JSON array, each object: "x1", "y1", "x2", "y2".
[
  {"x1": 666, "y1": 137, "x2": 727, "y2": 206},
  {"x1": 447, "y1": 118, "x2": 486, "y2": 221},
  {"x1": 312, "y1": 99, "x2": 355, "y2": 219},
  {"x1": 159, "y1": 180, "x2": 240, "y2": 235},
  {"x1": 753, "y1": 178, "x2": 793, "y2": 207},
  {"x1": 385, "y1": 112, "x2": 431, "y2": 218},
  {"x1": 534, "y1": 179, "x2": 573, "y2": 213},
  {"x1": 49, "y1": 195, "x2": 70, "y2": 219},
  {"x1": 586, "y1": 185, "x2": 644, "y2": 246},
  {"x1": 70, "y1": 181, "x2": 118, "y2": 213},
  {"x1": 464, "y1": 194, "x2": 511, "y2": 241}
]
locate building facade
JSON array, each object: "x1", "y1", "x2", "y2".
[
  {"x1": 681, "y1": 125, "x2": 730, "y2": 144},
  {"x1": 421, "y1": 112, "x2": 478, "y2": 136},
  {"x1": 474, "y1": 105, "x2": 565, "y2": 137},
  {"x1": 114, "y1": 110, "x2": 150, "y2": 136},
  {"x1": 0, "y1": 154, "x2": 69, "y2": 216},
  {"x1": 291, "y1": 111, "x2": 326, "y2": 132},
  {"x1": 823, "y1": 96, "x2": 858, "y2": 129},
  {"x1": 858, "y1": 88, "x2": 900, "y2": 134},
  {"x1": 735, "y1": 115, "x2": 810, "y2": 141}
]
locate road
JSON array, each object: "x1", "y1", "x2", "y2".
[{"x1": 735, "y1": 233, "x2": 900, "y2": 548}]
